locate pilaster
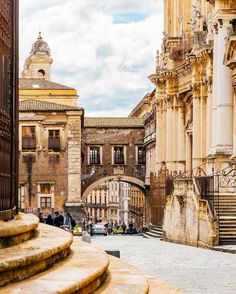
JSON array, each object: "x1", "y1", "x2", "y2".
[
  {"x1": 65, "y1": 110, "x2": 83, "y2": 224},
  {"x1": 177, "y1": 98, "x2": 185, "y2": 172},
  {"x1": 192, "y1": 64, "x2": 202, "y2": 169},
  {"x1": 210, "y1": 19, "x2": 233, "y2": 158}
]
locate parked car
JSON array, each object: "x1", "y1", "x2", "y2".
[{"x1": 90, "y1": 224, "x2": 107, "y2": 236}]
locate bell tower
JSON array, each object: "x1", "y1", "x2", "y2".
[{"x1": 21, "y1": 33, "x2": 53, "y2": 80}]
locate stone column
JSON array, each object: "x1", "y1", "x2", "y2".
[
  {"x1": 65, "y1": 110, "x2": 84, "y2": 224},
  {"x1": 206, "y1": 58, "x2": 213, "y2": 156},
  {"x1": 211, "y1": 26, "x2": 218, "y2": 151},
  {"x1": 200, "y1": 80, "x2": 207, "y2": 162},
  {"x1": 166, "y1": 96, "x2": 174, "y2": 171},
  {"x1": 162, "y1": 101, "x2": 167, "y2": 165},
  {"x1": 156, "y1": 100, "x2": 162, "y2": 171},
  {"x1": 215, "y1": 20, "x2": 233, "y2": 156},
  {"x1": 232, "y1": 88, "x2": 236, "y2": 159},
  {"x1": 173, "y1": 96, "x2": 179, "y2": 171},
  {"x1": 177, "y1": 100, "x2": 185, "y2": 172},
  {"x1": 192, "y1": 65, "x2": 202, "y2": 169}
]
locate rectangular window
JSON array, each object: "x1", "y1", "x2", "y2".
[
  {"x1": 138, "y1": 146, "x2": 146, "y2": 164},
  {"x1": 22, "y1": 126, "x2": 36, "y2": 150},
  {"x1": 40, "y1": 197, "x2": 52, "y2": 208},
  {"x1": 40, "y1": 184, "x2": 51, "y2": 194},
  {"x1": 89, "y1": 146, "x2": 100, "y2": 164},
  {"x1": 114, "y1": 146, "x2": 124, "y2": 164},
  {"x1": 48, "y1": 130, "x2": 60, "y2": 151}
]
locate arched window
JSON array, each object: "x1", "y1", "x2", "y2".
[{"x1": 38, "y1": 69, "x2": 45, "y2": 77}]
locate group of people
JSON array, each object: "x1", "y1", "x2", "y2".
[
  {"x1": 39, "y1": 211, "x2": 76, "y2": 231},
  {"x1": 105, "y1": 222, "x2": 137, "y2": 234}
]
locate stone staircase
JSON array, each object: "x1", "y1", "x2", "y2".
[
  {"x1": 0, "y1": 214, "x2": 182, "y2": 293},
  {"x1": 215, "y1": 193, "x2": 236, "y2": 245},
  {"x1": 143, "y1": 225, "x2": 163, "y2": 239}
]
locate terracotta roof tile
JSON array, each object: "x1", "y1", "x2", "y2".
[
  {"x1": 19, "y1": 99, "x2": 82, "y2": 112},
  {"x1": 84, "y1": 117, "x2": 144, "y2": 128},
  {"x1": 19, "y1": 78, "x2": 74, "y2": 90}
]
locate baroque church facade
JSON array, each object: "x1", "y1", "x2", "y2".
[{"x1": 146, "y1": 0, "x2": 236, "y2": 246}]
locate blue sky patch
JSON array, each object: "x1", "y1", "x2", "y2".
[{"x1": 113, "y1": 12, "x2": 148, "y2": 24}]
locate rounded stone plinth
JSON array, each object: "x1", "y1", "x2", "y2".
[
  {"x1": 0, "y1": 223, "x2": 72, "y2": 286},
  {"x1": 0, "y1": 214, "x2": 39, "y2": 248}
]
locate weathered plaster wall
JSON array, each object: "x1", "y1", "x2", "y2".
[{"x1": 163, "y1": 179, "x2": 219, "y2": 248}]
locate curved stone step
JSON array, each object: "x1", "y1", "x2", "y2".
[
  {"x1": 0, "y1": 240, "x2": 109, "y2": 294},
  {"x1": 146, "y1": 275, "x2": 184, "y2": 294},
  {"x1": 0, "y1": 213, "x2": 39, "y2": 248},
  {"x1": 0, "y1": 223, "x2": 72, "y2": 286},
  {"x1": 143, "y1": 231, "x2": 162, "y2": 239},
  {"x1": 94, "y1": 255, "x2": 149, "y2": 294}
]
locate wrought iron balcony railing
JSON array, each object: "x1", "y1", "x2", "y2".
[{"x1": 22, "y1": 137, "x2": 36, "y2": 150}]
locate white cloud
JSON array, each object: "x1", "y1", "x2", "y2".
[{"x1": 20, "y1": 0, "x2": 163, "y2": 116}]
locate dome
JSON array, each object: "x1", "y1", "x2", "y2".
[{"x1": 30, "y1": 33, "x2": 50, "y2": 55}]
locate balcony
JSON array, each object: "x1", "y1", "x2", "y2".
[
  {"x1": 108, "y1": 202, "x2": 119, "y2": 208},
  {"x1": 22, "y1": 137, "x2": 36, "y2": 150},
  {"x1": 129, "y1": 205, "x2": 143, "y2": 215},
  {"x1": 85, "y1": 203, "x2": 107, "y2": 208},
  {"x1": 48, "y1": 137, "x2": 60, "y2": 151}
]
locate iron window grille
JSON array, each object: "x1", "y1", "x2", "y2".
[
  {"x1": 40, "y1": 197, "x2": 52, "y2": 208},
  {"x1": 48, "y1": 130, "x2": 60, "y2": 151},
  {"x1": 114, "y1": 146, "x2": 124, "y2": 164},
  {"x1": 22, "y1": 126, "x2": 36, "y2": 150},
  {"x1": 138, "y1": 147, "x2": 146, "y2": 164},
  {"x1": 90, "y1": 146, "x2": 100, "y2": 164}
]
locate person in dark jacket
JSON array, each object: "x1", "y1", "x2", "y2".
[
  {"x1": 45, "y1": 214, "x2": 54, "y2": 226},
  {"x1": 54, "y1": 211, "x2": 64, "y2": 227},
  {"x1": 39, "y1": 212, "x2": 45, "y2": 223}
]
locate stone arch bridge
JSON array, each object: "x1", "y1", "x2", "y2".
[{"x1": 81, "y1": 117, "x2": 146, "y2": 202}]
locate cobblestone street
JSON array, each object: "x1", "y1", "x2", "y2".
[{"x1": 91, "y1": 235, "x2": 236, "y2": 294}]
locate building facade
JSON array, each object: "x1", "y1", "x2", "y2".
[
  {"x1": 19, "y1": 100, "x2": 83, "y2": 215},
  {"x1": 129, "y1": 185, "x2": 145, "y2": 231},
  {"x1": 0, "y1": 0, "x2": 18, "y2": 220},
  {"x1": 85, "y1": 184, "x2": 109, "y2": 223},
  {"x1": 85, "y1": 181, "x2": 132, "y2": 226},
  {"x1": 19, "y1": 36, "x2": 83, "y2": 221},
  {"x1": 147, "y1": 0, "x2": 236, "y2": 246}
]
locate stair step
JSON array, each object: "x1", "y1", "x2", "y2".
[
  {"x1": 146, "y1": 275, "x2": 183, "y2": 294},
  {"x1": 151, "y1": 228, "x2": 163, "y2": 233},
  {"x1": 219, "y1": 226, "x2": 236, "y2": 232},
  {"x1": 0, "y1": 213, "x2": 39, "y2": 248},
  {"x1": 219, "y1": 232, "x2": 236, "y2": 235},
  {"x1": 143, "y1": 231, "x2": 163, "y2": 239},
  {"x1": 219, "y1": 224, "x2": 236, "y2": 230},
  {"x1": 1, "y1": 239, "x2": 109, "y2": 294},
  {"x1": 220, "y1": 240, "x2": 236, "y2": 245},
  {"x1": 94, "y1": 255, "x2": 149, "y2": 294},
  {"x1": 217, "y1": 212, "x2": 236, "y2": 214},
  {"x1": 0, "y1": 223, "x2": 72, "y2": 287}
]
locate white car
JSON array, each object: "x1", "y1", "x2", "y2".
[{"x1": 91, "y1": 224, "x2": 107, "y2": 236}]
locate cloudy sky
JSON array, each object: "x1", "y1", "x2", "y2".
[{"x1": 20, "y1": 0, "x2": 163, "y2": 117}]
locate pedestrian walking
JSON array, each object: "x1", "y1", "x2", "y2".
[
  {"x1": 45, "y1": 214, "x2": 54, "y2": 226},
  {"x1": 122, "y1": 222, "x2": 127, "y2": 234},
  {"x1": 54, "y1": 211, "x2": 64, "y2": 227},
  {"x1": 39, "y1": 212, "x2": 45, "y2": 223}
]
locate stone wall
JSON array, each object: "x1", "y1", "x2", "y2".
[
  {"x1": 163, "y1": 179, "x2": 219, "y2": 248},
  {"x1": 19, "y1": 110, "x2": 83, "y2": 215},
  {"x1": 82, "y1": 126, "x2": 145, "y2": 196}
]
